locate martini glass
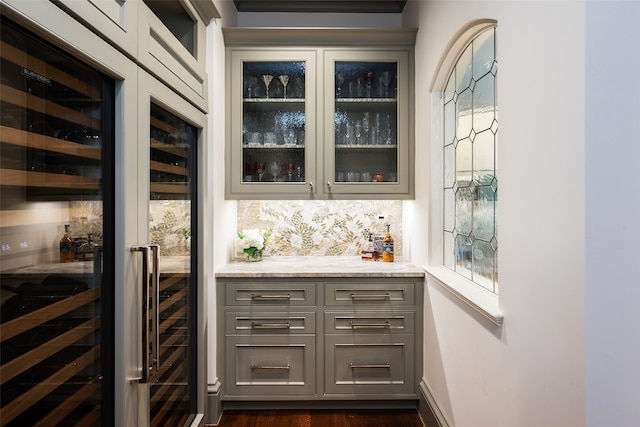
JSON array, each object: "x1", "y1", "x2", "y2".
[
  {"x1": 261, "y1": 74, "x2": 273, "y2": 98},
  {"x1": 278, "y1": 75, "x2": 289, "y2": 98}
]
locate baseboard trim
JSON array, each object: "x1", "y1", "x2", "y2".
[
  {"x1": 418, "y1": 379, "x2": 450, "y2": 427},
  {"x1": 206, "y1": 380, "x2": 222, "y2": 426}
]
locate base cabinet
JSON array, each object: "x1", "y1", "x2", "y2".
[{"x1": 218, "y1": 277, "x2": 422, "y2": 403}]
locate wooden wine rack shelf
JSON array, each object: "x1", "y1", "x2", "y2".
[
  {"x1": 0, "y1": 40, "x2": 101, "y2": 99},
  {"x1": 1, "y1": 125, "x2": 102, "y2": 160},
  {"x1": 0, "y1": 168, "x2": 101, "y2": 190},
  {"x1": 0, "y1": 84, "x2": 102, "y2": 130},
  {"x1": 0, "y1": 286, "x2": 101, "y2": 425}
]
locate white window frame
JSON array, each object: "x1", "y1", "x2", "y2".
[{"x1": 425, "y1": 19, "x2": 503, "y2": 325}]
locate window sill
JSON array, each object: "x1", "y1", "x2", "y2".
[{"x1": 423, "y1": 265, "x2": 504, "y2": 326}]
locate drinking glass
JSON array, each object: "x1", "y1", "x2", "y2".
[
  {"x1": 261, "y1": 74, "x2": 273, "y2": 98},
  {"x1": 278, "y1": 75, "x2": 289, "y2": 98}
]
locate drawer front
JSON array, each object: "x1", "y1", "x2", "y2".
[
  {"x1": 225, "y1": 336, "x2": 315, "y2": 397},
  {"x1": 225, "y1": 282, "x2": 316, "y2": 306},
  {"x1": 324, "y1": 281, "x2": 415, "y2": 307},
  {"x1": 226, "y1": 311, "x2": 316, "y2": 335},
  {"x1": 324, "y1": 335, "x2": 415, "y2": 396},
  {"x1": 324, "y1": 311, "x2": 414, "y2": 335}
]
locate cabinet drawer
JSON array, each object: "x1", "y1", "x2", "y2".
[
  {"x1": 225, "y1": 336, "x2": 315, "y2": 397},
  {"x1": 325, "y1": 335, "x2": 415, "y2": 396},
  {"x1": 324, "y1": 311, "x2": 414, "y2": 335},
  {"x1": 225, "y1": 282, "x2": 316, "y2": 306},
  {"x1": 324, "y1": 281, "x2": 415, "y2": 307},
  {"x1": 226, "y1": 312, "x2": 316, "y2": 334}
]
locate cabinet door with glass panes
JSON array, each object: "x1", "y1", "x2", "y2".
[
  {"x1": 324, "y1": 50, "x2": 413, "y2": 198},
  {"x1": 226, "y1": 50, "x2": 317, "y2": 198}
]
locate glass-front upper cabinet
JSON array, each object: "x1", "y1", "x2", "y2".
[
  {"x1": 226, "y1": 50, "x2": 317, "y2": 198},
  {"x1": 324, "y1": 50, "x2": 412, "y2": 198},
  {"x1": 224, "y1": 28, "x2": 415, "y2": 200}
]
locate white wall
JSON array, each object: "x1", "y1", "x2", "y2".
[
  {"x1": 585, "y1": 2, "x2": 640, "y2": 426},
  {"x1": 406, "y1": 1, "x2": 587, "y2": 426}
]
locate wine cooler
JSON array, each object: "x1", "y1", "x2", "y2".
[
  {"x1": 0, "y1": 17, "x2": 115, "y2": 426},
  {"x1": 0, "y1": 14, "x2": 202, "y2": 427}
]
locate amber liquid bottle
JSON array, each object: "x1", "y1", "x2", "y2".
[
  {"x1": 59, "y1": 224, "x2": 75, "y2": 263},
  {"x1": 382, "y1": 223, "x2": 394, "y2": 262}
]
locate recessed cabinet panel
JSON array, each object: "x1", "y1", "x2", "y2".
[
  {"x1": 51, "y1": 0, "x2": 139, "y2": 57},
  {"x1": 325, "y1": 335, "x2": 415, "y2": 396},
  {"x1": 225, "y1": 336, "x2": 316, "y2": 397}
]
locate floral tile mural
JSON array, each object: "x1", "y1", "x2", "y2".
[{"x1": 237, "y1": 200, "x2": 402, "y2": 257}]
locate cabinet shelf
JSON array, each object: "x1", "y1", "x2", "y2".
[
  {"x1": 243, "y1": 98, "x2": 305, "y2": 103},
  {"x1": 0, "y1": 168, "x2": 101, "y2": 190},
  {"x1": 0, "y1": 84, "x2": 102, "y2": 130},
  {"x1": 336, "y1": 98, "x2": 397, "y2": 103},
  {"x1": 243, "y1": 144, "x2": 304, "y2": 149},
  {"x1": 0, "y1": 125, "x2": 101, "y2": 160},
  {"x1": 335, "y1": 144, "x2": 397, "y2": 149}
]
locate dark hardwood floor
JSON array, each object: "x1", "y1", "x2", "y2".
[{"x1": 215, "y1": 409, "x2": 424, "y2": 427}]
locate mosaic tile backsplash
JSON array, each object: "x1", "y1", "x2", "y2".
[
  {"x1": 236, "y1": 200, "x2": 402, "y2": 257},
  {"x1": 69, "y1": 201, "x2": 192, "y2": 256}
]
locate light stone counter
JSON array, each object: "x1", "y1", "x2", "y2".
[{"x1": 215, "y1": 256, "x2": 425, "y2": 278}]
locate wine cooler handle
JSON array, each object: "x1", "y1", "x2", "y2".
[
  {"x1": 150, "y1": 244, "x2": 160, "y2": 376},
  {"x1": 131, "y1": 245, "x2": 151, "y2": 384}
]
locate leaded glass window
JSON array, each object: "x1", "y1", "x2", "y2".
[{"x1": 443, "y1": 28, "x2": 498, "y2": 293}]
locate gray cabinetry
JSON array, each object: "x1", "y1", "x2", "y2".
[
  {"x1": 221, "y1": 281, "x2": 318, "y2": 399},
  {"x1": 217, "y1": 266, "x2": 423, "y2": 405},
  {"x1": 323, "y1": 280, "x2": 417, "y2": 398}
]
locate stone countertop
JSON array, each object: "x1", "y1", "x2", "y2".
[{"x1": 215, "y1": 256, "x2": 425, "y2": 278}]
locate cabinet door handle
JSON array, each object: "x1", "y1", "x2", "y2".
[
  {"x1": 131, "y1": 245, "x2": 151, "y2": 384},
  {"x1": 251, "y1": 322, "x2": 291, "y2": 329},
  {"x1": 251, "y1": 363, "x2": 291, "y2": 371},
  {"x1": 131, "y1": 244, "x2": 160, "y2": 384},
  {"x1": 251, "y1": 293, "x2": 291, "y2": 300},
  {"x1": 349, "y1": 293, "x2": 391, "y2": 301},
  {"x1": 327, "y1": 181, "x2": 332, "y2": 188},
  {"x1": 350, "y1": 321, "x2": 391, "y2": 329},
  {"x1": 308, "y1": 181, "x2": 314, "y2": 189},
  {"x1": 149, "y1": 244, "x2": 160, "y2": 376},
  {"x1": 350, "y1": 362, "x2": 391, "y2": 369}
]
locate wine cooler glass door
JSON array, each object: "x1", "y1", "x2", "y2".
[{"x1": 0, "y1": 17, "x2": 115, "y2": 426}]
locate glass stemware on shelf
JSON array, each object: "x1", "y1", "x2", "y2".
[
  {"x1": 261, "y1": 74, "x2": 273, "y2": 98},
  {"x1": 267, "y1": 161, "x2": 280, "y2": 181},
  {"x1": 278, "y1": 75, "x2": 289, "y2": 98},
  {"x1": 380, "y1": 71, "x2": 392, "y2": 98}
]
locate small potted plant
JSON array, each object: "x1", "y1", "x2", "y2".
[{"x1": 236, "y1": 228, "x2": 272, "y2": 262}]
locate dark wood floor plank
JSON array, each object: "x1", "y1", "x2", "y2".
[{"x1": 217, "y1": 409, "x2": 423, "y2": 427}]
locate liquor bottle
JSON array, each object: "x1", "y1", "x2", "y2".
[
  {"x1": 361, "y1": 232, "x2": 376, "y2": 261},
  {"x1": 382, "y1": 223, "x2": 394, "y2": 262},
  {"x1": 59, "y1": 224, "x2": 75, "y2": 263}
]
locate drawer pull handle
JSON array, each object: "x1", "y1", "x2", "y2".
[
  {"x1": 350, "y1": 362, "x2": 391, "y2": 369},
  {"x1": 251, "y1": 363, "x2": 291, "y2": 371},
  {"x1": 350, "y1": 321, "x2": 391, "y2": 329},
  {"x1": 251, "y1": 293, "x2": 291, "y2": 300},
  {"x1": 251, "y1": 322, "x2": 291, "y2": 329},
  {"x1": 349, "y1": 293, "x2": 391, "y2": 301}
]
